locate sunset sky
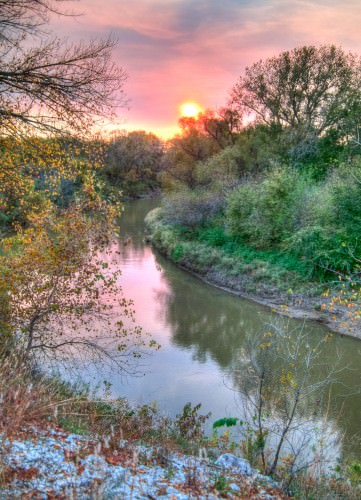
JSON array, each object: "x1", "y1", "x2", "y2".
[{"x1": 54, "y1": 0, "x2": 361, "y2": 138}]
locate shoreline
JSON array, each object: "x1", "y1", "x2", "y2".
[{"x1": 145, "y1": 208, "x2": 361, "y2": 340}]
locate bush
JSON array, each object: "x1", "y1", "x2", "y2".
[
  {"x1": 286, "y1": 161, "x2": 361, "y2": 274},
  {"x1": 162, "y1": 189, "x2": 224, "y2": 228},
  {"x1": 198, "y1": 226, "x2": 228, "y2": 247},
  {"x1": 225, "y1": 161, "x2": 361, "y2": 276},
  {"x1": 195, "y1": 145, "x2": 244, "y2": 191},
  {"x1": 226, "y1": 166, "x2": 306, "y2": 247}
]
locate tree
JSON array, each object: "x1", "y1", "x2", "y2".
[
  {"x1": 105, "y1": 131, "x2": 164, "y2": 189},
  {"x1": 0, "y1": 135, "x2": 109, "y2": 231},
  {"x1": 231, "y1": 45, "x2": 359, "y2": 138},
  {"x1": 0, "y1": 0, "x2": 127, "y2": 136},
  {"x1": 0, "y1": 205, "x2": 157, "y2": 370},
  {"x1": 215, "y1": 320, "x2": 343, "y2": 478},
  {"x1": 179, "y1": 108, "x2": 241, "y2": 149},
  {"x1": 161, "y1": 120, "x2": 219, "y2": 190},
  {"x1": 0, "y1": 3, "x2": 147, "y2": 372}
]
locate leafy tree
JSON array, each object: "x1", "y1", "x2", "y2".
[
  {"x1": 179, "y1": 108, "x2": 241, "y2": 149},
  {"x1": 0, "y1": 0, "x2": 127, "y2": 135},
  {"x1": 226, "y1": 166, "x2": 305, "y2": 248},
  {"x1": 0, "y1": 205, "x2": 156, "y2": 369},
  {"x1": 104, "y1": 131, "x2": 164, "y2": 194},
  {"x1": 0, "y1": 2, "x2": 141, "y2": 370},
  {"x1": 161, "y1": 119, "x2": 219, "y2": 190},
  {"x1": 195, "y1": 145, "x2": 245, "y2": 191},
  {"x1": 0, "y1": 136, "x2": 108, "y2": 231},
  {"x1": 231, "y1": 45, "x2": 359, "y2": 138},
  {"x1": 161, "y1": 107, "x2": 243, "y2": 190}
]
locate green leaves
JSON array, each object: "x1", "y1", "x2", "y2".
[{"x1": 213, "y1": 417, "x2": 239, "y2": 429}]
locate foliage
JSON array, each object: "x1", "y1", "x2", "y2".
[
  {"x1": 161, "y1": 113, "x2": 228, "y2": 190},
  {"x1": 174, "y1": 402, "x2": 210, "y2": 445},
  {"x1": 285, "y1": 161, "x2": 361, "y2": 274},
  {"x1": 145, "y1": 208, "x2": 313, "y2": 296},
  {"x1": 195, "y1": 145, "x2": 244, "y2": 190},
  {"x1": 0, "y1": 136, "x2": 109, "y2": 231},
  {"x1": 226, "y1": 166, "x2": 306, "y2": 248},
  {"x1": 162, "y1": 189, "x2": 224, "y2": 228},
  {"x1": 289, "y1": 128, "x2": 346, "y2": 179},
  {"x1": 233, "y1": 123, "x2": 286, "y2": 173},
  {"x1": 225, "y1": 161, "x2": 361, "y2": 276},
  {"x1": 103, "y1": 131, "x2": 164, "y2": 196},
  {"x1": 0, "y1": 203, "x2": 158, "y2": 367},
  {"x1": 231, "y1": 45, "x2": 359, "y2": 138},
  {"x1": 178, "y1": 107, "x2": 241, "y2": 148}
]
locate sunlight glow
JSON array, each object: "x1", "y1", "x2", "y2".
[{"x1": 179, "y1": 101, "x2": 203, "y2": 118}]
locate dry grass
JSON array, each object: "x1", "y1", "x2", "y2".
[{"x1": 0, "y1": 342, "x2": 359, "y2": 499}]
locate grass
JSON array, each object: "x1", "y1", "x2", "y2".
[
  {"x1": 145, "y1": 208, "x2": 323, "y2": 299},
  {"x1": 0, "y1": 339, "x2": 211, "y2": 453},
  {"x1": 175, "y1": 223, "x2": 316, "y2": 278}
]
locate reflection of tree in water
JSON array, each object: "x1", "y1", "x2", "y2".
[
  {"x1": 117, "y1": 198, "x2": 160, "y2": 256},
  {"x1": 227, "y1": 322, "x2": 361, "y2": 461},
  {"x1": 153, "y1": 250, "x2": 272, "y2": 367},
  {"x1": 153, "y1": 249, "x2": 361, "y2": 459}
]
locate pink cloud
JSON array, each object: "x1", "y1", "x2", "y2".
[{"x1": 51, "y1": 0, "x2": 361, "y2": 138}]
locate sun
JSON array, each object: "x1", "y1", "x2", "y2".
[{"x1": 179, "y1": 101, "x2": 203, "y2": 118}]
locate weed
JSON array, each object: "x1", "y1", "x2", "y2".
[{"x1": 214, "y1": 473, "x2": 229, "y2": 494}]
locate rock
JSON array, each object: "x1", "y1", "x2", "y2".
[
  {"x1": 80, "y1": 454, "x2": 108, "y2": 480},
  {"x1": 215, "y1": 453, "x2": 253, "y2": 475}
]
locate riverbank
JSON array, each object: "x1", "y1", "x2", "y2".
[
  {"x1": 145, "y1": 208, "x2": 361, "y2": 339},
  {"x1": 0, "y1": 425, "x2": 286, "y2": 499},
  {"x1": 1, "y1": 343, "x2": 359, "y2": 499},
  {"x1": 0, "y1": 350, "x2": 285, "y2": 498}
]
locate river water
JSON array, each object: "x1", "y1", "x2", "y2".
[{"x1": 68, "y1": 198, "x2": 361, "y2": 463}]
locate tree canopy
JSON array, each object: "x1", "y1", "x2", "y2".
[{"x1": 231, "y1": 45, "x2": 360, "y2": 138}]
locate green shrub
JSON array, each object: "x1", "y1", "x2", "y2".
[
  {"x1": 195, "y1": 145, "x2": 245, "y2": 190},
  {"x1": 197, "y1": 226, "x2": 228, "y2": 247},
  {"x1": 285, "y1": 161, "x2": 361, "y2": 274},
  {"x1": 171, "y1": 244, "x2": 184, "y2": 261},
  {"x1": 226, "y1": 166, "x2": 306, "y2": 247}
]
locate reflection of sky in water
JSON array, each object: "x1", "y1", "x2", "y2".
[{"x1": 56, "y1": 198, "x2": 360, "y2": 466}]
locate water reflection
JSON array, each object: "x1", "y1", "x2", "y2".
[{"x1": 60, "y1": 198, "x2": 360, "y2": 462}]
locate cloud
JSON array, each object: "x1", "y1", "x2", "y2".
[{"x1": 51, "y1": 0, "x2": 361, "y2": 137}]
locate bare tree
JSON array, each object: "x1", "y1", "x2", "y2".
[
  {"x1": 0, "y1": 0, "x2": 127, "y2": 135},
  {"x1": 218, "y1": 319, "x2": 344, "y2": 478}
]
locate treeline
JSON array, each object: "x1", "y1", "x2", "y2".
[
  {"x1": 0, "y1": 132, "x2": 162, "y2": 234},
  {"x1": 159, "y1": 45, "x2": 361, "y2": 279}
]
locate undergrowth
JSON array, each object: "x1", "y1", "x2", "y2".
[
  {"x1": 0, "y1": 341, "x2": 210, "y2": 453},
  {"x1": 145, "y1": 208, "x2": 322, "y2": 298},
  {"x1": 0, "y1": 340, "x2": 360, "y2": 499}
]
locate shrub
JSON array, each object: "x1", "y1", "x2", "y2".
[
  {"x1": 162, "y1": 189, "x2": 224, "y2": 228},
  {"x1": 195, "y1": 145, "x2": 244, "y2": 191},
  {"x1": 286, "y1": 161, "x2": 361, "y2": 274},
  {"x1": 226, "y1": 166, "x2": 306, "y2": 247},
  {"x1": 197, "y1": 226, "x2": 228, "y2": 247}
]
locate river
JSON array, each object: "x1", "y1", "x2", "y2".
[{"x1": 64, "y1": 197, "x2": 361, "y2": 463}]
